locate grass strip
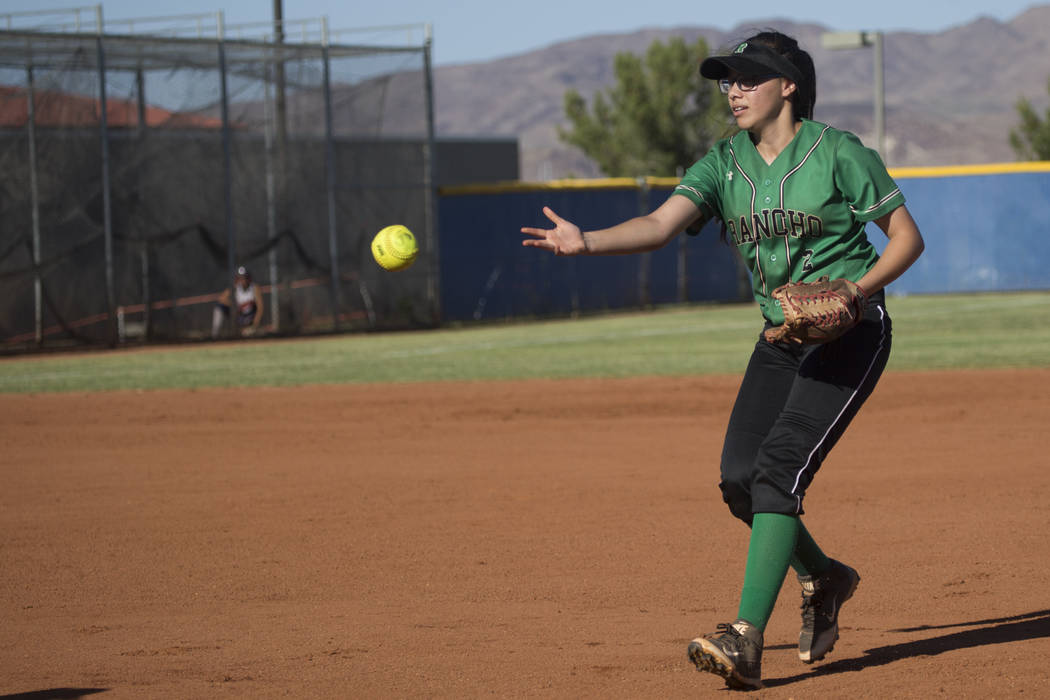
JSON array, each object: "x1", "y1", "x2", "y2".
[{"x1": 1, "y1": 292, "x2": 1046, "y2": 394}]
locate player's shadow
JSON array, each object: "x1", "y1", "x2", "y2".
[
  {"x1": 763, "y1": 609, "x2": 1050, "y2": 688},
  {"x1": 0, "y1": 689, "x2": 107, "y2": 700}
]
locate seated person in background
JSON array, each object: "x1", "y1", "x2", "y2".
[{"x1": 211, "y1": 266, "x2": 264, "y2": 338}]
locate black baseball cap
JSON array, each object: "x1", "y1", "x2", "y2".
[{"x1": 700, "y1": 40, "x2": 803, "y2": 84}]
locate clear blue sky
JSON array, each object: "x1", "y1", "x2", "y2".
[{"x1": 2, "y1": 1, "x2": 1044, "y2": 65}]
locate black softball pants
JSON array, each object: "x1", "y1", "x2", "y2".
[{"x1": 719, "y1": 293, "x2": 892, "y2": 522}]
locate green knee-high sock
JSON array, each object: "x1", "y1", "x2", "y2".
[
  {"x1": 737, "y1": 513, "x2": 799, "y2": 631},
  {"x1": 789, "y1": 520, "x2": 831, "y2": 578}
]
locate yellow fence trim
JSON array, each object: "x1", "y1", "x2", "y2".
[
  {"x1": 888, "y1": 161, "x2": 1050, "y2": 178},
  {"x1": 440, "y1": 176, "x2": 693, "y2": 195},
  {"x1": 440, "y1": 178, "x2": 639, "y2": 196},
  {"x1": 440, "y1": 162, "x2": 1050, "y2": 195}
]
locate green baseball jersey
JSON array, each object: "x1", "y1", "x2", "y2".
[{"x1": 674, "y1": 119, "x2": 905, "y2": 325}]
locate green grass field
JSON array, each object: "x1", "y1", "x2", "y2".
[{"x1": 1, "y1": 291, "x2": 1047, "y2": 394}]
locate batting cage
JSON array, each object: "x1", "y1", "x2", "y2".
[{"x1": 0, "y1": 11, "x2": 437, "y2": 350}]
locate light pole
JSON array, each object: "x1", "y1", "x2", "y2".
[{"x1": 822, "y1": 31, "x2": 885, "y2": 160}]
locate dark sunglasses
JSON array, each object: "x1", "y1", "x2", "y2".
[{"x1": 718, "y1": 74, "x2": 780, "y2": 94}]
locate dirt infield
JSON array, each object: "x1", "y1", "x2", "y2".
[{"x1": 2, "y1": 369, "x2": 1049, "y2": 698}]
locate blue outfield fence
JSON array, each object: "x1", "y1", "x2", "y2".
[
  {"x1": 437, "y1": 163, "x2": 1050, "y2": 322},
  {"x1": 879, "y1": 163, "x2": 1050, "y2": 294},
  {"x1": 437, "y1": 180, "x2": 745, "y2": 322}
]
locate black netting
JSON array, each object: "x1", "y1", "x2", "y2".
[{"x1": 0, "y1": 25, "x2": 435, "y2": 350}]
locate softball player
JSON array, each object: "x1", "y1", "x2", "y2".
[
  {"x1": 211, "y1": 266, "x2": 264, "y2": 339},
  {"x1": 522, "y1": 30, "x2": 924, "y2": 690}
]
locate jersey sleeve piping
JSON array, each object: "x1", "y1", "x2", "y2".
[
  {"x1": 849, "y1": 187, "x2": 905, "y2": 221},
  {"x1": 672, "y1": 183, "x2": 717, "y2": 220}
]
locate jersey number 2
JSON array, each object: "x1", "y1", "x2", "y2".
[{"x1": 801, "y1": 249, "x2": 815, "y2": 273}]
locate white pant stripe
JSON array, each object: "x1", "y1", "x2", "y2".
[{"x1": 790, "y1": 304, "x2": 889, "y2": 512}]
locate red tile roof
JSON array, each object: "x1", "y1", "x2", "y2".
[{"x1": 0, "y1": 85, "x2": 222, "y2": 128}]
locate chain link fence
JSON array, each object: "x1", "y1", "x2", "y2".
[{"x1": 0, "y1": 10, "x2": 436, "y2": 351}]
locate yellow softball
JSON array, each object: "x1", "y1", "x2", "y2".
[{"x1": 371, "y1": 224, "x2": 419, "y2": 271}]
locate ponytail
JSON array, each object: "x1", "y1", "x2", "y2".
[{"x1": 746, "y1": 31, "x2": 816, "y2": 120}]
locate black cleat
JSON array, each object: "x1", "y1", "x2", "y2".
[
  {"x1": 798, "y1": 559, "x2": 860, "y2": 663},
  {"x1": 688, "y1": 618, "x2": 763, "y2": 690}
]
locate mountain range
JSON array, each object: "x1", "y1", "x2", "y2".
[{"x1": 423, "y1": 6, "x2": 1050, "y2": 180}]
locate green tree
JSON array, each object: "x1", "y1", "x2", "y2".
[
  {"x1": 1009, "y1": 77, "x2": 1050, "y2": 160},
  {"x1": 559, "y1": 37, "x2": 725, "y2": 177}
]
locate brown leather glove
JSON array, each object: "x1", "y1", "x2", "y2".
[{"x1": 763, "y1": 277, "x2": 868, "y2": 345}]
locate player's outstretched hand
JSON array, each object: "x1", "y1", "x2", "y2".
[{"x1": 521, "y1": 206, "x2": 587, "y2": 256}]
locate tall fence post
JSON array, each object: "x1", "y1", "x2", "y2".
[
  {"x1": 26, "y1": 61, "x2": 42, "y2": 345},
  {"x1": 217, "y1": 13, "x2": 238, "y2": 335},
  {"x1": 263, "y1": 57, "x2": 280, "y2": 332},
  {"x1": 636, "y1": 176, "x2": 651, "y2": 308},
  {"x1": 95, "y1": 9, "x2": 117, "y2": 346},
  {"x1": 271, "y1": 2, "x2": 288, "y2": 333},
  {"x1": 321, "y1": 20, "x2": 341, "y2": 331},
  {"x1": 135, "y1": 63, "x2": 150, "y2": 340},
  {"x1": 422, "y1": 23, "x2": 440, "y2": 324}
]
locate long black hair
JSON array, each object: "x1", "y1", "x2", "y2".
[{"x1": 745, "y1": 30, "x2": 816, "y2": 120}]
